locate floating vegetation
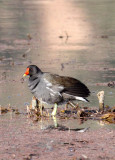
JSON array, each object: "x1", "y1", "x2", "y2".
[
  {"x1": 0, "y1": 91, "x2": 114, "y2": 126},
  {"x1": 101, "y1": 113, "x2": 115, "y2": 124},
  {"x1": 0, "y1": 105, "x2": 20, "y2": 115},
  {"x1": 0, "y1": 106, "x2": 10, "y2": 114},
  {"x1": 27, "y1": 33, "x2": 32, "y2": 45},
  {"x1": 25, "y1": 92, "x2": 115, "y2": 125},
  {"x1": 58, "y1": 31, "x2": 70, "y2": 43},
  {"x1": 27, "y1": 33, "x2": 32, "y2": 40},
  {"x1": 108, "y1": 81, "x2": 115, "y2": 88}
]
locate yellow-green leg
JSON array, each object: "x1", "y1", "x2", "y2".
[{"x1": 51, "y1": 103, "x2": 58, "y2": 116}]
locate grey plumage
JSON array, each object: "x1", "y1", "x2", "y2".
[{"x1": 25, "y1": 65, "x2": 90, "y2": 104}]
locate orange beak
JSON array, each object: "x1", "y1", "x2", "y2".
[{"x1": 23, "y1": 68, "x2": 29, "y2": 77}]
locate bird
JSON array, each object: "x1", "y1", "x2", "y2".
[{"x1": 23, "y1": 65, "x2": 90, "y2": 109}]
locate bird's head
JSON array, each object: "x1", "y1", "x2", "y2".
[{"x1": 23, "y1": 65, "x2": 42, "y2": 77}]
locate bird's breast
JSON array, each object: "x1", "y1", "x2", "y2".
[{"x1": 28, "y1": 79, "x2": 40, "y2": 92}]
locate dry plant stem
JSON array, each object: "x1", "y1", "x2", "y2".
[
  {"x1": 77, "y1": 109, "x2": 83, "y2": 118},
  {"x1": 32, "y1": 96, "x2": 38, "y2": 110},
  {"x1": 97, "y1": 91, "x2": 104, "y2": 112},
  {"x1": 26, "y1": 105, "x2": 30, "y2": 114}
]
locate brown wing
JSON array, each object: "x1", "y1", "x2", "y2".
[{"x1": 43, "y1": 73, "x2": 90, "y2": 98}]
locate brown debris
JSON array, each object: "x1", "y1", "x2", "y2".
[
  {"x1": 101, "y1": 113, "x2": 115, "y2": 123},
  {"x1": 25, "y1": 94, "x2": 115, "y2": 124},
  {"x1": 26, "y1": 96, "x2": 49, "y2": 121},
  {"x1": 0, "y1": 105, "x2": 20, "y2": 115},
  {"x1": 101, "y1": 35, "x2": 108, "y2": 38},
  {"x1": 0, "y1": 106, "x2": 10, "y2": 114},
  {"x1": 27, "y1": 33, "x2": 32, "y2": 40},
  {"x1": 108, "y1": 81, "x2": 115, "y2": 88}
]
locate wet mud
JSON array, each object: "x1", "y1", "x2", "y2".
[
  {"x1": 0, "y1": 113, "x2": 115, "y2": 160},
  {"x1": 0, "y1": 103, "x2": 115, "y2": 159}
]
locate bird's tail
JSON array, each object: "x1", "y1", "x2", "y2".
[{"x1": 75, "y1": 96, "x2": 89, "y2": 102}]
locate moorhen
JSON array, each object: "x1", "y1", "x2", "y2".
[{"x1": 23, "y1": 65, "x2": 90, "y2": 107}]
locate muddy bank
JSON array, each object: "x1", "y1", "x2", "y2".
[{"x1": 0, "y1": 113, "x2": 114, "y2": 160}]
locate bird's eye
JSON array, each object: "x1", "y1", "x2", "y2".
[{"x1": 30, "y1": 68, "x2": 33, "y2": 72}]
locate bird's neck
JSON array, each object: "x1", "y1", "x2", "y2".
[{"x1": 29, "y1": 72, "x2": 43, "y2": 81}]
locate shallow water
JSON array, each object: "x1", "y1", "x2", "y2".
[{"x1": 0, "y1": 0, "x2": 115, "y2": 131}]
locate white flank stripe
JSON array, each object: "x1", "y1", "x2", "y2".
[
  {"x1": 75, "y1": 96, "x2": 87, "y2": 102},
  {"x1": 50, "y1": 93, "x2": 55, "y2": 97},
  {"x1": 58, "y1": 86, "x2": 64, "y2": 89},
  {"x1": 44, "y1": 78, "x2": 52, "y2": 87},
  {"x1": 46, "y1": 87, "x2": 62, "y2": 97},
  {"x1": 63, "y1": 93, "x2": 88, "y2": 102},
  {"x1": 46, "y1": 87, "x2": 56, "y2": 94}
]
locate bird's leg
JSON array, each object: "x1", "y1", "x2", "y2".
[
  {"x1": 68, "y1": 101, "x2": 76, "y2": 108},
  {"x1": 51, "y1": 103, "x2": 58, "y2": 116},
  {"x1": 65, "y1": 101, "x2": 78, "y2": 110},
  {"x1": 52, "y1": 115, "x2": 58, "y2": 127},
  {"x1": 39, "y1": 98, "x2": 43, "y2": 116},
  {"x1": 65, "y1": 102, "x2": 69, "y2": 110}
]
